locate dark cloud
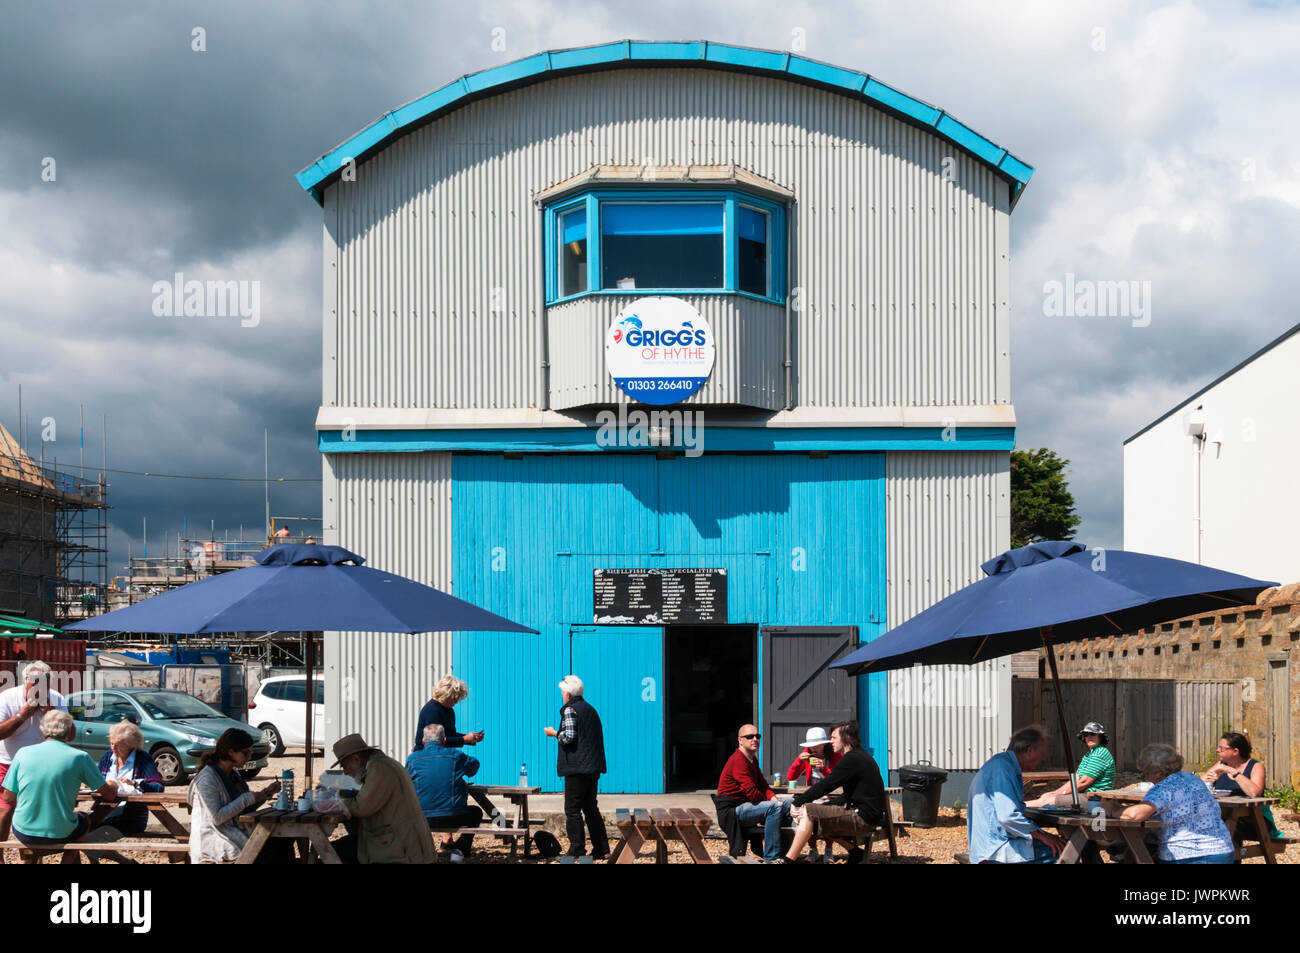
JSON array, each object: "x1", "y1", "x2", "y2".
[{"x1": 2, "y1": 1, "x2": 1297, "y2": 580}]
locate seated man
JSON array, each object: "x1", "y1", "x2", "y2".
[
  {"x1": 0, "y1": 710, "x2": 118, "y2": 853},
  {"x1": 967, "y1": 725, "x2": 1068, "y2": 864},
  {"x1": 716, "y1": 724, "x2": 791, "y2": 863},
  {"x1": 405, "y1": 723, "x2": 484, "y2": 861},
  {"x1": 332, "y1": 732, "x2": 435, "y2": 864},
  {"x1": 781, "y1": 721, "x2": 884, "y2": 864}
]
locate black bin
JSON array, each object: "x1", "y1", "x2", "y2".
[{"x1": 897, "y1": 761, "x2": 949, "y2": 828}]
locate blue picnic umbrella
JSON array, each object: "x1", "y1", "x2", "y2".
[
  {"x1": 67, "y1": 543, "x2": 537, "y2": 779},
  {"x1": 832, "y1": 541, "x2": 1277, "y2": 804}
]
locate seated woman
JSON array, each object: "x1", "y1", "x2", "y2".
[
  {"x1": 786, "y1": 727, "x2": 843, "y2": 862},
  {"x1": 94, "y1": 720, "x2": 164, "y2": 835},
  {"x1": 1121, "y1": 743, "x2": 1235, "y2": 864},
  {"x1": 1027, "y1": 720, "x2": 1115, "y2": 806},
  {"x1": 187, "y1": 728, "x2": 284, "y2": 864},
  {"x1": 1202, "y1": 731, "x2": 1280, "y2": 844}
]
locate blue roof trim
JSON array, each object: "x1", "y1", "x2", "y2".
[
  {"x1": 317, "y1": 426, "x2": 1017, "y2": 455},
  {"x1": 297, "y1": 40, "x2": 1033, "y2": 207},
  {"x1": 862, "y1": 78, "x2": 942, "y2": 126}
]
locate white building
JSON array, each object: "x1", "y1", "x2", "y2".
[{"x1": 1124, "y1": 322, "x2": 1299, "y2": 585}]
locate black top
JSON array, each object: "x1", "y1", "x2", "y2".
[
  {"x1": 791, "y1": 747, "x2": 885, "y2": 825},
  {"x1": 413, "y1": 698, "x2": 465, "y2": 752},
  {"x1": 1212, "y1": 758, "x2": 1259, "y2": 796},
  {"x1": 556, "y1": 697, "x2": 607, "y2": 777}
]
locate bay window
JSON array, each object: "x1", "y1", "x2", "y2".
[{"x1": 544, "y1": 189, "x2": 785, "y2": 304}]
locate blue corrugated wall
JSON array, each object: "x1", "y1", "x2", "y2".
[{"x1": 451, "y1": 452, "x2": 886, "y2": 793}]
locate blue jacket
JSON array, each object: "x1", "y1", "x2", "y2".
[
  {"x1": 967, "y1": 750, "x2": 1040, "y2": 863},
  {"x1": 405, "y1": 745, "x2": 479, "y2": 818},
  {"x1": 97, "y1": 749, "x2": 165, "y2": 829}
]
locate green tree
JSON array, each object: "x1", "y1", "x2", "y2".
[{"x1": 1010, "y1": 448, "x2": 1081, "y2": 548}]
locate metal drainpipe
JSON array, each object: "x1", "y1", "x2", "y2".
[
  {"x1": 538, "y1": 202, "x2": 550, "y2": 412},
  {"x1": 783, "y1": 203, "x2": 795, "y2": 410}
]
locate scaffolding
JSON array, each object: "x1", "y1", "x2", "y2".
[
  {"x1": 0, "y1": 422, "x2": 108, "y2": 626},
  {"x1": 94, "y1": 519, "x2": 322, "y2": 665}
]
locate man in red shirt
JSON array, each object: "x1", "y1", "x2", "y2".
[{"x1": 716, "y1": 723, "x2": 791, "y2": 863}]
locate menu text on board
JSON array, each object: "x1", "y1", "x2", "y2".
[{"x1": 593, "y1": 568, "x2": 727, "y2": 625}]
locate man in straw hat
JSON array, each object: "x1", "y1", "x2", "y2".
[{"x1": 331, "y1": 732, "x2": 434, "y2": 864}]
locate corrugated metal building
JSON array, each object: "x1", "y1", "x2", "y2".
[{"x1": 299, "y1": 41, "x2": 1030, "y2": 796}]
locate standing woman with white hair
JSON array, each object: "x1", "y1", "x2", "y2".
[
  {"x1": 413, "y1": 674, "x2": 483, "y2": 753},
  {"x1": 544, "y1": 675, "x2": 609, "y2": 860},
  {"x1": 95, "y1": 719, "x2": 165, "y2": 834}
]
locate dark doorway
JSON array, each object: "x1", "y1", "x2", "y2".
[{"x1": 666, "y1": 625, "x2": 756, "y2": 790}]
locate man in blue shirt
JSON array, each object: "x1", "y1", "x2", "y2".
[
  {"x1": 405, "y1": 723, "x2": 482, "y2": 861},
  {"x1": 967, "y1": 725, "x2": 1067, "y2": 864}
]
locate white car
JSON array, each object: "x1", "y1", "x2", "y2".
[{"x1": 249, "y1": 675, "x2": 325, "y2": 755}]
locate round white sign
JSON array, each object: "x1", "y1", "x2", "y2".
[{"x1": 604, "y1": 297, "x2": 715, "y2": 405}]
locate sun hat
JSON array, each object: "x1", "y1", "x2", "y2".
[
  {"x1": 331, "y1": 732, "x2": 382, "y2": 765},
  {"x1": 1076, "y1": 721, "x2": 1109, "y2": 744},
  {"x1": 799, "y1": 727, "x2": 832, "y2": 749}
]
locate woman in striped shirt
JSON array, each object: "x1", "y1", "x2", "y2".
[{"x1": 1026, "y1": 720, "x2": 1115, "y2": 806}]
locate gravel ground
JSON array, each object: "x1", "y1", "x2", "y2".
[{"x1": 6, "y1": 752, "x2": 1296, "y2": 865}]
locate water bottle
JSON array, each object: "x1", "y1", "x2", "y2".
[
  {"x1": 519, "y1": 762, "x2": 528, "y2": 787},
  {"x1": 277, "y1": 769, "x2": 293, "y2": 810}
]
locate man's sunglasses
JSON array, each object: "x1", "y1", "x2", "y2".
[{"x1": 741, "y1": 733, "x2": 762, "y2": 740}]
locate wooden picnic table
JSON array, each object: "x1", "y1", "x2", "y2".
[
  {"x1": 236, "y1": 808, "x2": 347, "y2": 864},
  {"x1": 1026, "y1": 807, "x2": 1163, "y2": 864},
  {"x1": 610, "y1": 807, "x2": 715, "y2": 864},
  {"x1": 77, "y1": 790, "x2": 191, "y2": 842},
  {"x1": 1097, "y1": 787, "x2": 1285, "y2": 864},
  {"x1": 466, "y1": 784, "x2": 541, "y2": 858}
]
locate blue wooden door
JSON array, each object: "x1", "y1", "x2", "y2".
[{"x1": 569, "y1": 625, "x2": 663, "y2": 793}]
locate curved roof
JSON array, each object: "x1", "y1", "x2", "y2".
[{"x1": 297, "y1": 40, "x2": 1033, "y2": 208}]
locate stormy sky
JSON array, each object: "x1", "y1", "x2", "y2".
[{"x1": 2, "y1": 1, "x2": 1297, "y2": 579}]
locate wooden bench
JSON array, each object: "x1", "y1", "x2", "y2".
[
  {"x1": 610, "y1": 807, "x2": 715, "y2": 864},
  {"x1": 427, "y1": 823, "x2": 540, "y2": 860},
  {"x1": 0, "y1": 838, "x2": 189, "y2": 864}
]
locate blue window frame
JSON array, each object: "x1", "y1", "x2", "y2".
[{"x1": 544, "y1": 189, "x2": 786, "y2": 305}]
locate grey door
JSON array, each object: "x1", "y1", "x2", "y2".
[
  {"x1": 760, "y1": 627, "x2": 859, "y2": 780},
  {"x1": 1267, "y1": 655, "x2": 1291, "y2": 784}
]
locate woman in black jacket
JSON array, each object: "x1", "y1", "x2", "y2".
[{"x1": 412, "y1": 675, "x2": 483, "y2": 752}]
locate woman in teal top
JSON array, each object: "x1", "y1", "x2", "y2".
[{"x1": 1027, "y1": 721, "x2": 1115, "y2": 806}]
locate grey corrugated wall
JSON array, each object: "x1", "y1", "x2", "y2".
[
  {"x1": 325, "y1": 68, "x2": 1010, "y2": 411},
  {"x1": 886, "y1": 451, "x2": 1011, "y2": 771},
  {"x1": 321, "y1": 452, "x2": 453, "y2": 760}
]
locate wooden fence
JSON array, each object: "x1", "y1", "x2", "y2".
[{"x1": 1012, "y1": 678, "x2": 1242, "y2": 773}]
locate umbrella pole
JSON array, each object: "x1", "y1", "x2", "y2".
[
  {"x1": 1040, "y1": 626, "x2": 1080, "y2": 811},
  {"x1": 304, "y1": 634, "x2": 314, "y2": 789}
]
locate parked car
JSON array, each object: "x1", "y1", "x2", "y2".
[
  {"x1": 249, "y1": 675, "x2": 325, "y2": 756},
  {"x1": 65, "y1": 687, "x2": 271, "y2": 786}
]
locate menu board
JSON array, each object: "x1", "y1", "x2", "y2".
[{"x1": 593, "y1": 568, "x2": 727, "y2": 625}]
